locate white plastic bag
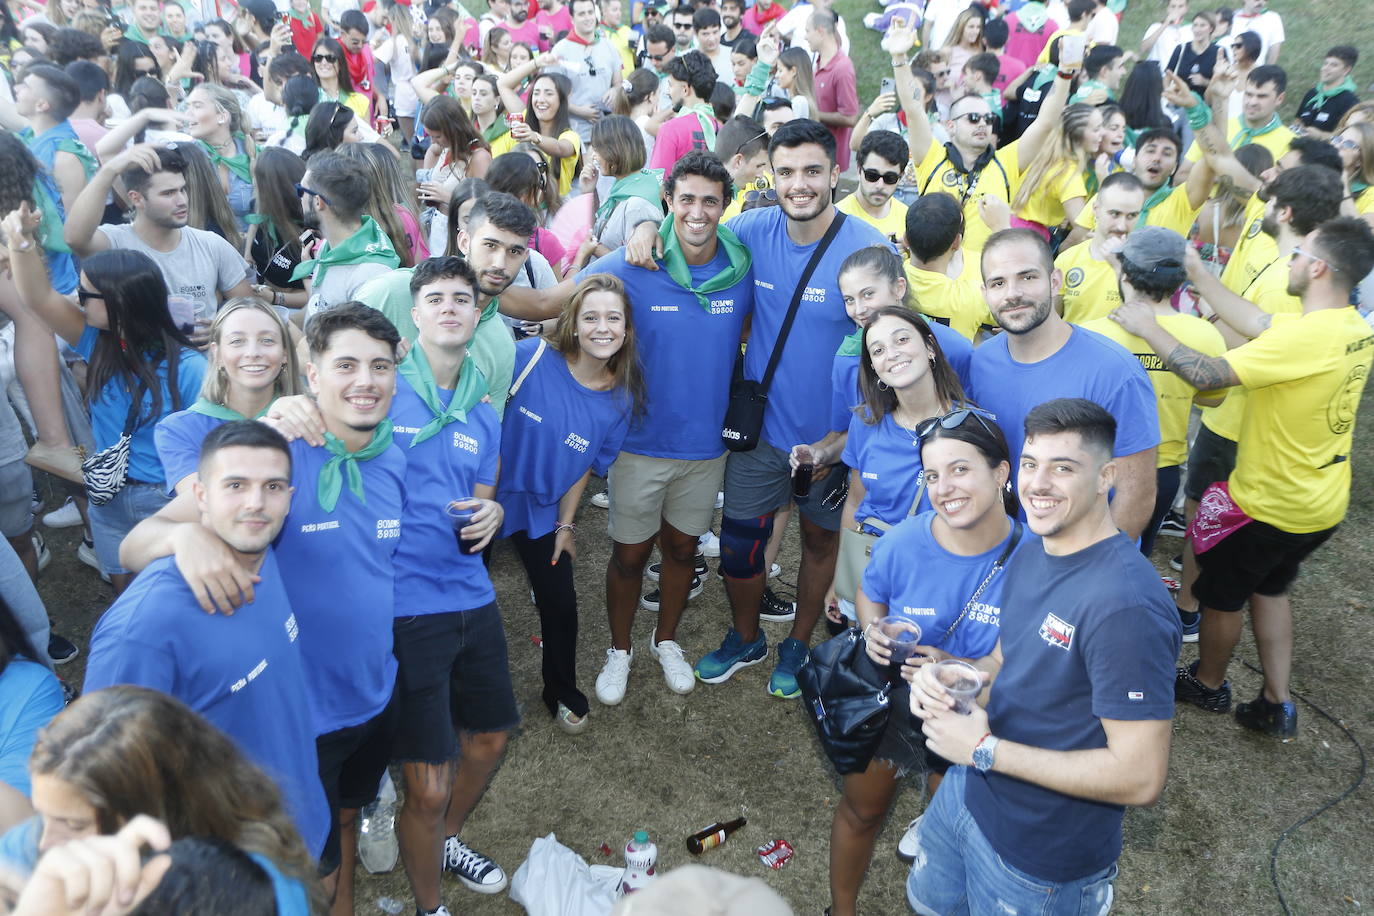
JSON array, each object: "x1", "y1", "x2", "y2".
[{"x1": 509, "y1": 833, "x2": 624, "y2": 916}]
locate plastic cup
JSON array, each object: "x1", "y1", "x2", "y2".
[
  {"x1": 876, "y1": 616, "x2": 922, "y2": 684},
  {"x1": 445, "y1": 499, "x2": 480, "y2": 554},
  {"x1": 934, "y1": 659, "x2": 982, "y2": 714},
  {"x1": 1059, "y1": 33, "x2": 1086, "y2": 68}
]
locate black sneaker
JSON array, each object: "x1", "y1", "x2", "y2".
[
  {"x1": 1157, "y1": 510, "x2": 1188, "y2": 538},
  {"x1": 442, "y1": 836, "x2": 507, "y2": 893},
  {"x1": 1235, "y1": 693, "x2": 1298, "y2": 741},
  {"x1": 48, "y1": 633, "x2": 79, "y2": 665},
  {"x1": 640, "y1": 575, "x2": 704, "y2": 612},
  {"x1": 1175, "y1": 660, "x2": 1231, "y2": 712},
  {"x1": 759, "y1": 587, "x2": 796, "y2": 622},
  {"x1": 1169, "y1": 553, "x2": 1183, "y2": 571},
  {"x1": 645, "y1": 553, "x2": 709, "y2": 583}
]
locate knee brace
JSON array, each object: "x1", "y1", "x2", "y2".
[{"x1": 718, "y1": 514, "x2": 774, "y2": 579}]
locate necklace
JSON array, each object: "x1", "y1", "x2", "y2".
[{"x1": 892, "y1": 410, "x2": 923, "y2": 447}]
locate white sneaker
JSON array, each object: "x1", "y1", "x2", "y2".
[
  {"x1": 77, "y1": 537, "x2": 110, "y2": 584},
  {"x1": 42, "y1": 498, "x2": 83, "y2": 529},
  {"x1": 31, "y1": 533, "x2": 50, "y2": 573},
  {"x1": 698, "y1": 531, "x2": 720, "y2": 557},
  {"x1": 357, "y1": 770, "x2": 399, "y2": 874},
  {"x1": 590, "y1": 491, "x2": 610, "y2": 509},
  {"x1": 714, "y1": 490, "x2": 724, "y2": 509},
  {"x1": 897, "y1": 814, "x2": 923, "y2": 862},
  {"x1": 595, "y1": 647, "x2": 633, "y2": 705},
  {"x1": 650, "y1": 632, "x2": 695, "y2": 695},
  {"x1": 768, "y1": 562, "x2": 781, "y2": 579}
]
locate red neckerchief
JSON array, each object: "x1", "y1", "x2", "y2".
[{"x1": 564, "y1": 29, "x2": 597, "y2": 46}]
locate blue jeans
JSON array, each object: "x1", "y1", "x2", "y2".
[
  {"x1": 88, "y1": 483, "x2": 170, "y2": 576},
  {"x1": 906, "y1": 766, "x2": 1117, "y2": 916},
  {"x1": 0, "y1": 536, "x2": 51, "y2": 667}
]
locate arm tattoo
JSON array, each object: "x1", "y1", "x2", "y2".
[{"x1": 1164, "y1": 344, "x2": 1240, "y2": 390}]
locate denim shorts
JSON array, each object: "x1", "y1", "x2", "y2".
[
  {"x1": 88, "y1": 482, "x2": 171, "y2": 576},
  {"x1": 906, "y1": 766, "x2": 1117, "y2": 916}
]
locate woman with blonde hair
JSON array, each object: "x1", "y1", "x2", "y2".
[
  {"x1": 184, "y1": 83, "x2": 256, "y2": 231},
  {"x1": 497, "y1": 274, "x2": 644, "y2": 733},
  {"x1": 154, "y1": 297, "x2": 301, "y2": 496},
  {"x1": 1331, "y1": 120, "x2": 1374, "y2": 220},
  {"x1": 482, "y1": 25, "x2": 514, "y2": 72},
  {"x1": 178, "y1": 141, "x2": 246, "y2": 253},
  {"x1": 1010, "y1": 102, "x2": 1103, "y2": 239},
  {"x1": 774, "y1": 46, "x2": 819, "y2": 121},
  {"x1": 0, "y1": 685, "x2": 318, "y2": 910},
  {"x1": 337, "y1": 141, "x2": 428, "y2": 265},
  {"x1": 374, "y1": 0, "x2": 422, "y2": 143}
]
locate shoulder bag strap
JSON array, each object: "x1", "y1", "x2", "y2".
[
  {"x1": 507, "y1": 338, "x2": 548, "y2": 400},
  {"x1": 121, "y1": 381, "x2": 149, "y2": 435},
  {"x1": 755, "y1": 212, "x2": 847, "y2": 397},
  {"x1": 932, "y1": 520, "x2": 1024, "y2": 649},
  {"x1": 906, "y1": 477, "x2": 928, "y2": 517}
]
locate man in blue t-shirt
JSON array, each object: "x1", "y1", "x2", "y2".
[
  {"x1": 910, "y1": 399, "x2": 1181, "y2": 914},
  {"x1": 84, "y1": 421, "x2": 331, "y2": 861},
  {"x1": 968, "y1": 229, "x2": 1159, "y2": 540}
]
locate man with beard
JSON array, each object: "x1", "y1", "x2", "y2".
[
  {"x1": 967, "y1": 229, "x2": 1159, "y2": 541},
  {"x1": 1112, "y1": 217, "x2": 1374, "y2": 740},
  {"x1": 1067, "y1": 125, "x2": 1212, "y2": 244},
  {"x1": 64, "y1": 143, "x2": 254, "y2": 321},
  {"x1": 500, "y1": 0, "x2": 543, "y2": 47},
  {"x1": 1055, "y1": 172, "x2": 1147, "y2": 325},
  {"x1": 355, "y1": 192, "x2": 538, "y2": 417},
  {"x1": 836, "y1": 130, "x2": 910, "y2": 245},
  {"x1": 85, "y1": 421, "x2": 331, "y2": 860},
  {"x1": 719, "y1": 0, "x2": 745, "y2": 47},
  {"x1": 551, "y1": 0, "x2": 625, "y2": 142}
]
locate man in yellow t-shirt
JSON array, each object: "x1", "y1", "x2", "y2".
[
  {"x1": 1085, "y1": 227, "x2": 1227, "y2": 556},
  {"x1": 1111, "y1": 216, "x2": 1374, "y2": 742},
  {"x1": 836, "y1": 129, "x2": 910, "y2": 245},
  {"x1": 1183, "y1": 65, "x2": 1298, "y2": 165},
  {"x1": 1073, "y1": 128, "x2": 1211, "y2": 238},
  {"x1": 901, "y1": 191, "x2": 994, "y2": 340},
  {"x1": 1057, "y1": 172, "x2": 1145, "y2": 324}
]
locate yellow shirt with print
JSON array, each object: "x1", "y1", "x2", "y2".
[
  {"x1": 904, "y1": 257, "x2": 992, "y2": 341},
  {"x1": 1201, "y1": 246, "x2": 1300, "y2": 441},
  {"x1": 1217, "y1": 194, "x2": 1274, "y2": 293},
  {"x1": 1185, "y1": 117, "x2": 1297, "y2": 163},
  {"x1": 837, "y1": 193, "x2": 909, "y2": 246},
  {"x1": 1055, "y1": 241, "x2": 1119, "y2": 324},
  {"x1": 1084, "y1": 314, "x2": 1228, "y2": 467},
  {"x1": 914, "y1": 140, "x2": 1018, "y2": 255},
  {"x1": 1226, "y1": 308, "x2": 1374, "y2": 532},
  {"x1": 489, "y1": 130, "x2": 517, "y2": 159},
  {"x1": 1013, "y1": 159, "x2": 1088, "y2": 229},
  {"x1": 1075, "y1": 183, "x2": 1202, "y2": 237}
]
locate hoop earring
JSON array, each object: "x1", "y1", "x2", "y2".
[{"x1": 877, "y1": 380, "x2": 890, "y2": 391}]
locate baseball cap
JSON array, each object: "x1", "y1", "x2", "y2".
[{"x1": 1119, "y1": 226, "x2": 1187, "y2": 281}]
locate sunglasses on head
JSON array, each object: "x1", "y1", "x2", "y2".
[
  {"x1": 1332, "y1": 137, "x2": 1360, "y2": 151},
  {"x1": 955, "y1": 111, "x2": 996, "y2": 125},
  {"x1": 914, "y1": 407, "x2": 999, "y2": 442},
  {"x1": 745, "y1": 187, "x2": 777, "y2": 203},
  {"x1": 862, "y1": 167, "x2": 900, "y2": 185}
]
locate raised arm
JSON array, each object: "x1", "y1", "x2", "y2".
[
  {"x1": 497, "y1": 53, "x2": 557, "y2": 116},
  {"x1": 1165, "y1": 68, "x2": 1260, "y2": 194},
  {"x1": 63, "y1": 146, "x2": 164, "y2": 258},
  {"x1": 1178, "y1": 247, "x2": 1271, "y2": 338},
  {"x1": 1016, "y1": 65, "x2": 1078, "y2": 172},
  {"x1": 885, "y1": 21, "x2": 933, "y2": 165},
  {"x1": 2, "y1": 204, "x2": 88, "y2": 347}
]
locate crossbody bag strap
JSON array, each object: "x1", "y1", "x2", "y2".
[
  {"x1": 120, "y1": 381, "x2": 150, "y2": 435},
  {"x1": 932, "y1": 520, "x2": 1024, "y2": 649},
  {"x1": 755, "y1": 212, "x2": 847, "y2": 397},
  {"x1": 507, "y1": 338, "x2": 548, "y2": 400},
  {"x1": 906, "y1": 477, "x2": 928, "y2": 517}
]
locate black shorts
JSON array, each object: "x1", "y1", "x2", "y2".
[
  {"x1": 1184, "y1": 425, "x2": 1237, "y2": 502},
  {"x1": 391, "y1": 603, "x2": 520, "y2": 765},
  {"x1": 1192, "y1": 520, "x2": 1337, "y2": 612},
  {"x1": 316, "y1": 694, "x2": 398, "y2": 875}
]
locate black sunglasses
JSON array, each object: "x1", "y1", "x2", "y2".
[
  {"x1": 312, "y1": 53, "x2": 338, "y2": 63},
  {"x1": 915, "y1": 408, "x2": 999, "y2": 442},
  {"x1": 862, "y1": 167, "x2": 900, "y2": 185},
  {"x1": 77, "y1": 288, "x2": 104, "y2": 306},
  {"x1": 745, "y1": 187, "x2": 777, "y2": 203},
  {"x1": 955, "y1": 111, "x2": 996, "y2": 125},
  {"x1": 294, "y1": 182, "x2": 332, "y2": 205}
]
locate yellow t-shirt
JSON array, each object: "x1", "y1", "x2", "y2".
[
  {"x1": 1075, "y1": 183, "x2": 1202, "y2": 237},
  {"x1": 1055, "y1": 241, "x2": 1119, "y2": 325},
  {"x1": 553, "y1": 127, "x2": 582, "y2": 197},
  {"x1": 837, "y1": 193, "x2": 909, "y2": 246},
  {"x1": 1013, "y1": 159, "x2": 1088, "y2": 230},
  {"x1": 723, "y1": 172, "x2": 774, "y2": 222},
  {"x1": 1218, "y1": 194, "x2": 1274, "y2": 294},
  {"x1": 914, "y1": 140, "x2": 1019, "y2": 255},
  {"x1": 1226, "y1": 308, "x2": 1374, "y2": 532},
  {"x1": 1084, "y1": 314, "x2": 1228, "y2": 467},
  {"x1": 1185, "y1": 117, "x2": 1297, "y2": 164},
  {"x1": 1355, "y1": 185, "x2": 1374, "y2": 215},
  {"x1": 1037, "y1": 28, "x2": 1083, "y2": 64},
  {"x1": 488, "y1": 130, "x2": 517, "y2": 159},
  {"x1": 904, "y1": 259, "x2": 991, "y2": 341}
]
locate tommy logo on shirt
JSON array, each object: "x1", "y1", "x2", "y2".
[
  {"x1": 1038, "y1": 612, "x2": 1075, "y2": 651},
  {"x1": 1128, "y1": 690, "x2": 1146, "y2": 701}
]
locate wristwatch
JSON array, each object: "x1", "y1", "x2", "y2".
[{"x1": 972, "y1": 733, "x2": 999, "y2": 772}]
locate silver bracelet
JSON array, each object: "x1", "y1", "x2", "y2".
[{"x1": 555, "y1": 523, "x2": 577, "y2": 535}]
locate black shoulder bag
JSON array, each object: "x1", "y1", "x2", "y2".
[{"x1": 720, "y1": 212, "x2": 847, "y2": 452}]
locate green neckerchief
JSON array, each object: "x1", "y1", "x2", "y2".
[
  {"x1": 317, "y1": 421, "x2": 394, "y2": 511},
  {"x1": 837, "y1": 327, "x2": 863, "y2": 357},
  {"x1": 199, "y1": 135, "x2": 253, "y2": 185},
  {"x1": 1231, "y1": 113, "x2": 1281, "y2": 149},
  {"x1": 481, "y1": 296, "x2": 499, "y2": 323},
  {"x1": 187, "y1": 397, "x2": 268, "y2": 421},
  {"x1": 680, "y1": 103, "x2": 717, "y2": 148},
  {"x1": 287, "y1": 6, "x2": 314, "y2": 25},
  {"x1": 480, "y1": 118, "x2": 509, "y2": 145},
  {"x1": 396, "y1": 343, "x2": 487, "y2": 446},
  {"x1": 656, "y1": 216, "x2": 751, "y2": 311},
  {"x1": 1308, "y1": 75, "x2": 1358, "y2": 109},
  {"x1": 31, "y1": 177, "x2": 69, "y2": 255},
  {"x1": 596, "y1": 168, "x2": 663, "y2": 223},
  {"x1": 56, "y1": 138, "x2": 97, "y2": 180},
  {"x1": 1137, "y1": 181, "x2": 1176, "y2": 227},
  {"x1": 1015, "y1": 1, "x2": 1049, "y2": 32},
  {"x1": 1070, "y1": 78, "x2": 1113, "y2": 104},
  {"x1": 290, "y1": 215, "x2": 400, "y2": 285},
  {"x1": 1352, "y1": 179, "x2": 1371, "y2": 196}
]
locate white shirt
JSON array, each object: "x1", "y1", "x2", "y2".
[
  {"x1": 1232, "y1": 9, "x2": 1284, "y2": 62},
  {"x1": 920, "y1": 0, "x2": 962, "y2": 50},
  {"x1": 1084, "y1": 6, "x2": 1118, "y2": 46},
  {"x1": 776, "y1": 3, "x2": 850, "y2": 56},
  {"x1": 1143, "y1": 21, "x2": 1189, "y2": 67},
  {"x1": 246, "y1": 94, "x2": 287, "y2": 135}
]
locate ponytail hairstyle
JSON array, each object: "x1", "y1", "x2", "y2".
[
  {"x1": 607, "y1": 67, "x2": 659, "y2": 115},
  {"x1": 1011, "y1": 103, "x2": 1101, "y2": 212}
]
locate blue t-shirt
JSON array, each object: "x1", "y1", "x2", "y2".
[
  {"x1": 273, "y1": 438, "x2": 405, "y2": 734},
  {"x1": 154, "y1": 409, "x2": 224, "y2": 494},
  {"x1": 0, "y1": 818, "x2": 38, "y2": 875},
  {"x1": 968, "y1": 327, "x2": 1159, "y2": 480},
  {"x1": 726, "y1": 207, "x2": 889, "y2": 451},
  {"x1": 861, "y1": 513, "x2": 1033, "y2": 660},
  {"x1": 828, "y1": 324, "x2": 975, "y2": 433},
  {"x1": 842, "y1": 411, "x2": 932, "y2": 527},
  {"x1": 83, "y1": 552, "x2": 329, "y2": 858},
  {"x1": 390, "y1": 372, "x2": 501, "y2": 615},
  {"x1": 76, "y1": 327, "x2": 207, "y2": 488},
  {"x1": 498, "y1": 338, "x2": 631, "y2": 538},
  {"x1": 964, "y1": 532, "x2": 1180, "y2": 882},
  {"x1": 576, "y1": 247, "x2": 752, "y2": 459},
  {"x1": 0, "y1": 658, "x2": 63, "y2": 797}
]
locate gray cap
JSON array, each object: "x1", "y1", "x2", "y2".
[{"x1": 1119, "y1": 226, "x2": 1187, "y2": 276}]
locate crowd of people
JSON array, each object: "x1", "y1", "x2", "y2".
[{"x1": 0, "y1": 0, "x2": 1370, "y2": 912}]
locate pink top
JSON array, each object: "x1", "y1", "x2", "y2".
[
  {"x1": 533, "y1": 226, "x2": 567, "y2": 275},
  {"x1": 814, "y1": 52, "x2": 859, "y2": 172},
  {"x1": 993, "y1": 51, "x2": 1029, "y2": 92},
  {"x1": 649, "y1": 112, "x2": 716, "y2": 172},
  {"x1": 1003, "y1": 12, "x2": 1053, "y2": 71},
  {"x1": 395, "y1": 204, "x2": 431, "y2": 262},
  {"x1": 533, "y1": 5, "x2": 572, "y2": 50}
]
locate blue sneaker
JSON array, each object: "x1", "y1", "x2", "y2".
[
  {"x1": 694, "y1": 628, "x2": 767, "y2": 684},
  {"x1": 768, "y1": 637, "x2": 809, "y2": 699},
  {"x1": 1179, "y1": 606, "x2": 1200, "y2": 643}
]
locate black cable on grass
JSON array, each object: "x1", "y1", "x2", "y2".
[{"x1": 1240, "y1": 660, "x2": 1367, "y2": 916}]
